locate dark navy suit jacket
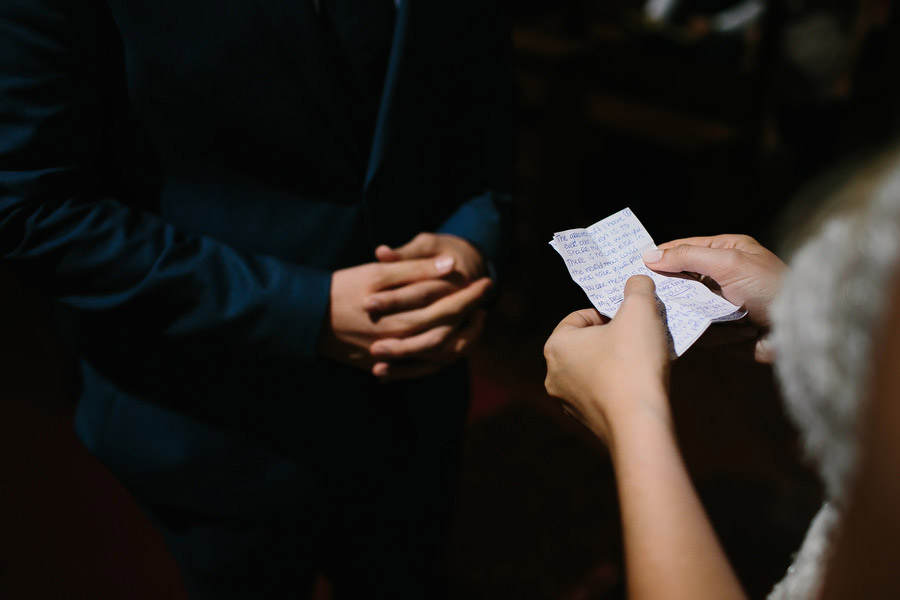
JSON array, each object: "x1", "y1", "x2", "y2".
[{"x1": 0, "y1": 0, "x2": 512, "y2": 500}]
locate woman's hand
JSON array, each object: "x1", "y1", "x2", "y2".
[
  {"x1": 547, "y1": 277, "x2": 748, "y2": 600},
  {"x1": 643, "y1": 235, "x2": 787, "y2": 363},
  {"x1": 643, "y1": 234, "x2": 785, "y2": 326},
  {"x1": 544, "y1": 275, "x2": 672, "y2": 444}
]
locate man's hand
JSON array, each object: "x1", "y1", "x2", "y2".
[
  {"x1": 365, "y1": 232, "x2": 492, "y2": 381},
  {"x1": 643, "y1": 234, "x2": 786, "y2": 363},
  {"x1": 369, "y1": 305, "x2": 489, "y2": 381},
  {"x1": 365, "y1": 232, "x2": 488, "y2": 313},
  {"x1": 317, "y1": 251, "x2": 492, "y2": 379},
  {"x1": 319, "y1": 255, "x2": 455, "y2": 367}
]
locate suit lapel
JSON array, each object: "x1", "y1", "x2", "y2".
[{"x1": 255, "y1": 0, "x2": 359, "y2": 165}]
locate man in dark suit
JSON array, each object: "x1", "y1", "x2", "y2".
[{"x1": 0, "y1": 0, "x2": 513, "y2": 597}]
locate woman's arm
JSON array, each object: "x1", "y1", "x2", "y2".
[
  {"x1": 544, "y1": 276, "x2": 747, "y2": 600},
  {"x1": 612, "y1": 410, "x2": 746, "y2": 600}
]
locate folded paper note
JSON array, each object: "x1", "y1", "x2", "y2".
[{"x1": 550, "y1": 208, "x2": 745, "y2": 356}]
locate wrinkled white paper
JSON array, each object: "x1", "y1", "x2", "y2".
[{"x1": 550, "y1": 208, "x2": 745, "y2": 356}]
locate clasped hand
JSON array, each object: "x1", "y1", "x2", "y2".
[{"x1": 319, "y1": 233, "x2": 492, "y2": 381}]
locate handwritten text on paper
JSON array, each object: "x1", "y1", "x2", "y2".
[{"x1": 550, "y1": 208, "x2": 744, "y2": 356}]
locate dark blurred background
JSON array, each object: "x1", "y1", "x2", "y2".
[{"x1": 2, "y1": 1, "x2": 898, "y2": 598}]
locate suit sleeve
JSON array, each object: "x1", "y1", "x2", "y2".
[
  {"x1": 436, "y1": 2, "x2": 514, "y2": 280},
  {"x1": 0, "y1": 1, "x2": 331, "y2": 361}
]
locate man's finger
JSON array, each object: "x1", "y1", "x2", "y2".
[
  {"x1": 375, "y1": 254, "x2": 455, "y2": 288},
  {"x1": 375, "y1": 232, "x2": 438, "y2": 263},
  {"x1": 446, "y1": 308, "x2": 486, "y2": 355},
  {"x1": 370, "y1": 324, "x2": 456, "y2": 359},
  {"x1": 375, "y1": 277, "x2": 492, "y2": 338},
  {"x1": 373, "y1": 311, "x2": 485, "y2": 380},
  {"x1": 393, "y1": 232, "x2": 438, "y2": 258},
  {"x1": 374, "y1": 244, "x2": 402, "y2": 262},
  {"x1": 364, "y1": 279, "x2": 459, "y2": 314},
  {"x1": 371, "y1": 309, "x2": 486, "y2": 360},
  {"x1": 372, "y1": 358, "x2": 443, "y2": 382}
]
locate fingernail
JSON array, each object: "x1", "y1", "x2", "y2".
[
  {"x1": 373, "y1": 363, "x2": 389, "y2": 377},
  {"x1": 435, "y1": 255, "x2": 454, "y2": 273},
  {"x1": 642, "y1": 249, "x2": 663, "y2": 263},
  {"x1": 370, "y1": 343, "x2": 387, "y2": 357},
  {"x1": 363, "y1": 297, "x2": 379, "y2": 311}
]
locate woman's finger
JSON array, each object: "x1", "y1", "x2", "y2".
[
  {"x1": 642, "y1": 244, "x2": 737, "y2": 280},
  {"x1": 655, "y1": 234, "x2": 755, "y2": 251},
  {"x1": 616, "y1": 275, "x2": 660, "y2": 319},
  {"x1": 554, "y1": 308, "x2": 609, "y2": 332}
]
